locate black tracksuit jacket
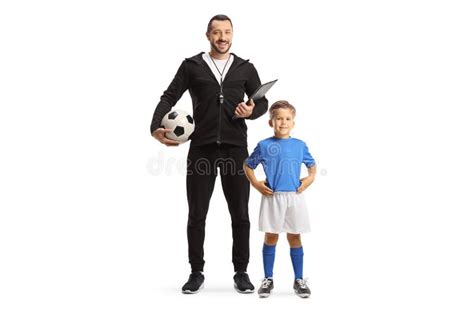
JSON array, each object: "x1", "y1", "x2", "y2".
[{"x1": 150, "y1": 52, "x2": 269, "y2": 147}]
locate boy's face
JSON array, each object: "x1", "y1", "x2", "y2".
[{"x1": 269, "y1": 108, "x2": 295, "y2": 138}]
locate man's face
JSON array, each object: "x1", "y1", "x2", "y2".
[
  {"x1": 206, "y1": 20, "x2": 233, "y2": 55},
  {"x1": 270, "y1": 108, "x2": 295, "y2": 138}
]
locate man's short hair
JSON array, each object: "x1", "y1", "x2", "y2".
[
  {"x1": 269, "y1": 100, "x2": 296, "y2": 119},
  {"x1": 207, "y1": 14, "x2": 233, "y2": 33}
]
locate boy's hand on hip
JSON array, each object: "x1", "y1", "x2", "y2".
[
  {"x1": 252, "y1": 180, "x2": 273, "y2": 196},
  {"x1": 297, "y1": 176, "x2": 315, "y2": 193}
]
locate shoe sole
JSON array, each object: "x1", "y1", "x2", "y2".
[
  {"x1": 294, "y1": 290, "x2": 310, "y2": 298},
  {"x1": 258, "y1": 292, "x2": 271, "y2": 298},
  {"x1": 182, "y1": 283, "x2": 204, "y2": 294},
  {"x1": 234, "y1": 283, "x2": 254, "y2": 294}
]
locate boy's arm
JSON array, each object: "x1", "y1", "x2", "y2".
[
  {"x1": 244, "y1": 164, "x2": 273, "y2": 196},
  {"x1": 297, "y1": 165, "x2": 317, "y2": 194}
]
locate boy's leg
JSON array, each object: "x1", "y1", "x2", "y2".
[
  {"x1": 263, "y1": 233, "x2": 279, "y2": 278},
  {"x1": 258, "y1": 233, "x2": 278, "y2": 298},
  {"x1": 287, "y1": 233, "x2": 304, "y2": 280},
  {"x1": 186, "y1": 145, "x2": 218, "y2": 272}
]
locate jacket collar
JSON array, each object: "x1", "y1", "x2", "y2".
[
  {"x1": 186, "y1": 52, "x2": 249, "y2": 68},
  {"x1": 185, "y1": 52, "x2": 249, "y2": 83}
]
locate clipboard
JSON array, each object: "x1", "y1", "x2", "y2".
[
  {"x1": 247, "y1": 79, "x2": 278, "y2": 103},
  {"x1": 232, "y1": 79, "x2": 278, "y2": 120}
]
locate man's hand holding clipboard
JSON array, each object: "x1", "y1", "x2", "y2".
[{"x1": 233, "y1": 79, "x2": 278, "y2": 119}]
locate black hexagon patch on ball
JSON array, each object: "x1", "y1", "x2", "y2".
[
  {"x1": 174, "y1": 126, "x2": 185, "y2": 137},
  {"x1": 168, "y1": 111, "x2": 179, "y2": 120}
]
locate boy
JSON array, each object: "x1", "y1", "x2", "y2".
[{"x1": 244, "y1": 100, "x2": 316, "y2": 298}]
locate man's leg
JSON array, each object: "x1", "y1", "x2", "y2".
[
  {"x1": 219, "y1": 145, "x2": 251, "y2": 272},
  {"x1": 219, "y1": 145, "x2": 254, "y2": 293},
  {"x1": 186, "y1": 144, "x2": 217, "y2": 272}
]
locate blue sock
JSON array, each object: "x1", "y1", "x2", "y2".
[
  {"x1": 290, "y1": 247, "x2": 304, "y2": 280},
  {"x1": 262, "y1": 244, "x2": 276, "y2": 278}
]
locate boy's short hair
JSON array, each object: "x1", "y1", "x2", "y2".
[{"x1": 269, "y1": 100, "x2": 296, "y2": 119}]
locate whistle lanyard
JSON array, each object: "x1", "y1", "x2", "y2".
[{"x1": 210, "y1": 56, "x2": 231, "y2": 104}]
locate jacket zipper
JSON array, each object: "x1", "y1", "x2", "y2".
[
  {"x1": 217, "y1": 84, "x2": 223, "y2": 145},
  {"x1": 217, "y1": 59, "x2": 248, "y2": 145},
  {"x1": 193, "y1": 53, "x2": 248, "y2": 145}
]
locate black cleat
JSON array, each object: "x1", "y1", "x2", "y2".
[
  {"x1": 293, "y1": 278, "x2": 311, "y2": 298},
  {"x1": 258, "y1": 278, "x2": 274, "y2": 298}
]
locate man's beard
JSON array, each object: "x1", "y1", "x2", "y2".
[{"x1": 211, "y1": 41, "x2": 232, "y2": 55}]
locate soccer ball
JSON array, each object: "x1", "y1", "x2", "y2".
[{"x1": 160, "y1": 109, "x2": 195, "y2": 143}]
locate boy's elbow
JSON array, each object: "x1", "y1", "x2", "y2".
[
  {"x1": 243, "y1": 163, "x2": 253, "y2": 175},
  {"x1": 243, "y1": 163, "x2": 251, "y2": 172}
]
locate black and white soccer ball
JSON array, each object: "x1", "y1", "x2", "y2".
[{"x1": 160, "y1": 109, "x2": 195, "y2": 143}]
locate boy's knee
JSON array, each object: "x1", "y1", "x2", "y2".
[
  {"x1": 286, "y1": 233, "x2": 302, "y2": 247},
  {"x1": 264, "y1": 233, "x2": 279, "y2": 245}
]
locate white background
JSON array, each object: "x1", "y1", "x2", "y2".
[{"x1": 1, "y1": 0, "x2": 473, "y2": 315}]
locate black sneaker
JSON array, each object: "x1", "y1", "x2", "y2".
[
  {"x1": 293, "y1": 278, "x2": 311, "y2": 298},
  {"x1": 182, "y1": 272, "x2": 204, "y2": 294},
  {"x1": 258, "y1": 278, "x2": 274, "y2": 298},
  {"x1": 233, "y1": 272, "x2": 255, "y2": 293}
]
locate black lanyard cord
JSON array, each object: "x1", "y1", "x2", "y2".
[{"x1": 210, "y1": 55, "x2": 231, "y2": 104}]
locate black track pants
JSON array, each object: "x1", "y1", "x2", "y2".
[{"x1": 186, "y1": 143, "x2": 250, "y2": 272}]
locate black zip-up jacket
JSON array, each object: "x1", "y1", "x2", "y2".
[{"x1": 150, "y1": 52, "x2": 268, "y2": 147}]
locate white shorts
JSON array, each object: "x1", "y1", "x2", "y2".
[{"x1": 259, "y1": 192, "x2": 311, "y2": 234}]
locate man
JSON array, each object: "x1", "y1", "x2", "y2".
[{"x1": 150, "y1": 15, "x2": 268, "y2": 294}]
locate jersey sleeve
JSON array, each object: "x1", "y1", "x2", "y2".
[
  {"x1": 245, "y1": 143, "x2": 263, "y2": 169},
  {"x1": 302, "y1": 142, "x2": 316, "y2": 168}
]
